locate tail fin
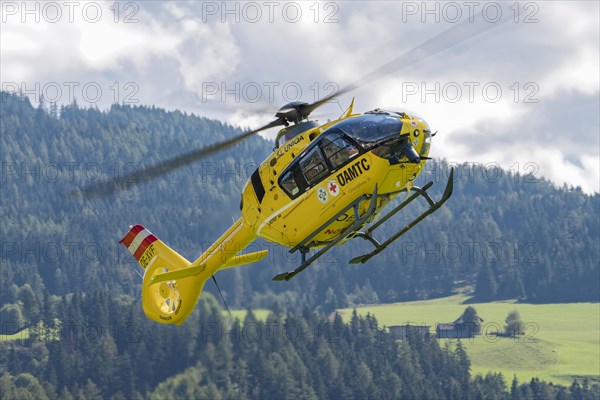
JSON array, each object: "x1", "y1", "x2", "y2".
[
  {"x1": 120, "y1": 225, "x2": 190, "y2": 271},
  {"x1": 120, "y1": 225, "x2": 196, "y2": 324}
]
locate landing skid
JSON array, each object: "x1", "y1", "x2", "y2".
[
  {"x1": 350, "y1": 168, "x2": 454, "y2": 264},
  {"x1": 272, "y1": 185, "x2": 379, "y2": 281},
  {"x1": 272, "y1": 168, "x2": 454, "y2": 281}
]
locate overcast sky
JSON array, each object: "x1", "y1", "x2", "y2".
[{"x1": 2, "y1": 1, "x2": 598, "y2": 193}]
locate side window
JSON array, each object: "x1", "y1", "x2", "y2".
[
  {"x1": 280, "y1": 170, "x2": 299, "y2": 196},
  {"x1": 300, "y1": 147, "x2": 328, "y2": 186},
  {"x1": 321, "y1": 135, "x2": 359, "y2": 169}
]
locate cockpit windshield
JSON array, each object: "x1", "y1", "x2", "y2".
[{"x1": 327, "y1": 114, "x2": 403, "y2": 144}]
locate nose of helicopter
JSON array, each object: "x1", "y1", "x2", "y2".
[{"x1": 409, "y1": 117, "x2": 432, "y2": 160}]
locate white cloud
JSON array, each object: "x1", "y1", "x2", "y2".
[
  {"x1": 535, "y1": 2, "x2": 599, "y2": 98},
  {"x1": 1, "y1": 1, "x2": 598, "y2": 193},
  {"x1": 173, "y1": 22, "x2": 240, "y2": 93}
]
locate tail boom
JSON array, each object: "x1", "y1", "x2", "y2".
[{"x1": 120, "y1": 219, "x2": 258, "y2": 325}]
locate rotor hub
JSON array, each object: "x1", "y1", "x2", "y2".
[
  {"x1": 159, "y1": 282, "x2": 172, "y2": 299},
  {"x1": 275, "y1": 101, "x2": 310, "y2": 125}
]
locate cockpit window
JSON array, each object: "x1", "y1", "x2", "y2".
[
  {"x1": 280, "y1": 170, "x2": 299, "y2": 196},
  {"x1": 420, "y1": 130, "x2": 432, "y2": 156},
  {"x1": 275, "y1": 120, "x2": 319, "y2": 148},
  {"x1": 278, "y1": 131, "x2": 362, "y2": 199},
  {"x1": 320, "y1": 133, "x2": 359, "y2": 169},
  {"x1": 300, "y1": 147, "x2": 328, "y2": 185},
  {"x1": 328, "y1": 114, "x2": 403, "y2": 144}
]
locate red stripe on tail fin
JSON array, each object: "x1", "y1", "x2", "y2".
[
  {"x1": 120, "y1": 224, "x2": 145, "y2": 247},
  {"x1": 133, "y1": 235, "x2": 158, "y2": 261}
]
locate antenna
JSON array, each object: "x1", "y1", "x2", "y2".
[{"x1": 212, "y1": 275, "x2": 232, "y2": 317}]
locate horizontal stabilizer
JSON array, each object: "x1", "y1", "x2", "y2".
[
  {"x1": 149, "y1": 250, "x2": 268, "y2": 285},
  {"x1": 222, "y1": 250, "x2": 268, "y2": 269},
  {"x1": 149, "y1": 265, "x2": 204, "y2": 285}
]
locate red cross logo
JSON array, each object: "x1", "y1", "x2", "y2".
[{"x1": 329, "y1": 182, "x2": 338, "y2": 194}]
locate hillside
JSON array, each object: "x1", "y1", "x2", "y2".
[
  {"x1": 1, "y1": 92, "x2": 599, "y2": 399},
  {"x1": 1, "y1": 92, "x2": 599, "y2": 322}
]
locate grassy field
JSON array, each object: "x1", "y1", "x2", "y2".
[
  {"x1": 225, "y1": 309, "x2": 271, "y2": 323},
  {"x1": 0, "y1": 320, "x2": 61, "y2": 342},
  {"x1": 338, "y1": 295, "x2": 600, "y2": 386},
  {"x1": 0, "y1": 329, "x2": 31, "y2": 341}
]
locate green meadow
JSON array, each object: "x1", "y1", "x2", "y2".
[
  {"x1": 338, "y1": 295, "x2": 600, "y2": 386},
  {"x1": 226, "y1": 308, "x2": 271, "y2": 323},
  {"x1": 0, "y1": 320, "x2": 61, "y2": 342}
]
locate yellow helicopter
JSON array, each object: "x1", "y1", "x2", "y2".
[
  {"x1": 117, "y1": 103, "x2": 453, "y2": 324},
  {"x1": 79, "y1": 16, "x2": 506, "y2": 324}
]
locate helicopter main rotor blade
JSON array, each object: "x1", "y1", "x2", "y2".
[
  {"x1": 73, "y1": 12, "x2": 510, "y2": 199},
  {"x1": 73, "y1": 118, "x2": 285, "y2": 199},
  {"x1": 299, "y1": 11, "x2": 511, "y2": 119}
]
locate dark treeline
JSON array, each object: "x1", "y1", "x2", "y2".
[
  {"x1": 1, "y1": 292, "x2": 598, "y2": 400},
  {"x1": 1, "y1": 91, "x2": 599, "y2": 324},
  {"x1": 1, "y1": 93, "x2": 599, "y2": 399}
]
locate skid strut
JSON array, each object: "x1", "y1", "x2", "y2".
[{"x1": 349, "y1": 168, "x2": 454, "y2": 264}]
